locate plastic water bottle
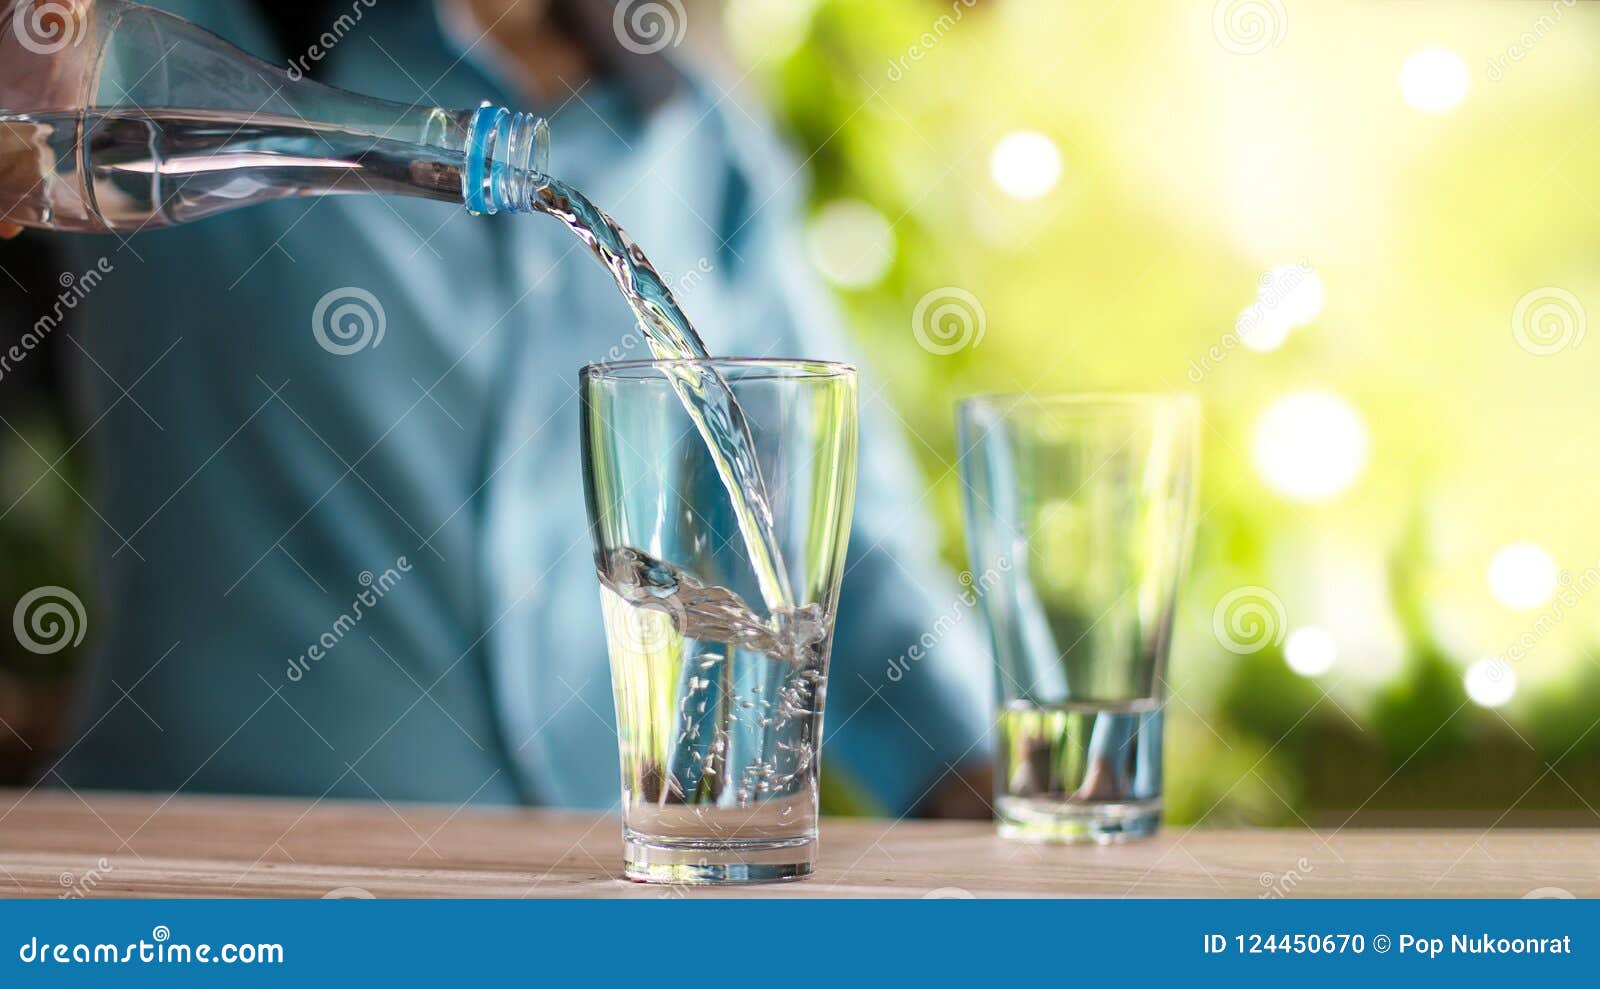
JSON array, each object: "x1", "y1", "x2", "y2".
[{"x1": 0, "y1": 0, "x2": 547, "y2": 232}]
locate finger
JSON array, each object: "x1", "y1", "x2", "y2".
[{"x1": 0, "y1": 223, "x2": 22, "y2": 239}]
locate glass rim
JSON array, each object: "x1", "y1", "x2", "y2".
[
  {"x1": 958, "y1": 391, "x2": 1199, "y2": 414},
  {"x1": 581, "y1": 357, "x2": 858, "y2": 381}
]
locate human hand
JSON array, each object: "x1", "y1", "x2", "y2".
[
  {"x1": 1, "y1": 0, "x2": 95, "y2": 237},
  {"x1": 0, "y1": 117, "x2": 40, "y2": 237},
  {"x1": 1, "y1": 116, "x2": 35, "y2": 237}
]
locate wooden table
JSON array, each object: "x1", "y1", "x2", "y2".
[{"x1": 0, "y1": 789, "x2": 1593, "y2": 898}]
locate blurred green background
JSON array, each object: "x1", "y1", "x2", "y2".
[
  {"x1": 720, "y1": 0, "x2": 1600, "y2": 824},
  {"x1": 3, "y1": 0, "x2": 1599, "y2": 826}
]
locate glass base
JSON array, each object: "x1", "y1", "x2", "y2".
[
  {"x1": 995, "y1": 795, "x2": 1161, "y2": 845},
  {"x1": 622, "y1": 833, "x2": 815, "y2": 885}
]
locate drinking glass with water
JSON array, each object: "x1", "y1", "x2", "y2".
[
  {"x1": 958, "y1": 395, "x2": 1198, "y2": 843},
  {"x1": 581, "y1": 359, "x2": 858, "y2": 883}
]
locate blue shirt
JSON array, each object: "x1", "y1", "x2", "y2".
[{"x1": 51, "y1": 0, "x2": 988, "y2": 816}]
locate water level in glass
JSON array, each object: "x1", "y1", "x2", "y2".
[
  {"x1": 598, "y1": 549, "x2": 828, "y2": 883},
  {"x1": 995, "y1": 699, "x2": 1163, "y2": 843}
]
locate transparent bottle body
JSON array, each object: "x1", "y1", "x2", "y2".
[{"x1": 0, "y1": 0, "x2": 546, "y2": 232}]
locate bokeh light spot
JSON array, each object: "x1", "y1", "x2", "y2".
[
  {"x1": 1268, "y1": 264, "x2": 1325, "y2": 326},
  {"x1": 724, "y1": 0, "x2": 820, "y2": 61},
  {"x1": 1464, "y1": 657, "x2": 1516, "y2": 708},
  {"x1": 989, "y1": 131, "x2": 1062, "y2": 200},
  {"x1": 1487, "y1": 542, "x2": 1558, "y2": 610},
  {"x1": 1284, "y1": 626, "x2": 1337, "y2": 676},
  {"x1": 1237, "y1": 306, "x2": 1293, "y2": 352},
  {"x1": 1238, "y1": 263, "x2": 1324, "y2": 352},
  {"x1": 1400, "y1": 47, "x2": 1469, "y2": 113},
  {"x1": 804, "y1": 199, "x2": 895, "y2": 289},
  {"x1": 1252, "y1": 391, "x2": 1369, "y2": 501}
]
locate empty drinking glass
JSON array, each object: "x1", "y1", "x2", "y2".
[
  {"x1": 580, "y1": 358, "x2": 858, "y2": 883},
  {"x1": 957, "y1": 394, "x2": 1198, "y2": 843}
]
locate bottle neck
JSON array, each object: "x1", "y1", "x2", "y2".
[
  {"x1": 459, "y1": 106, "x2": 549, "y2": 215},
  {"x1": 299, "y1": 102, "x2": 549, "y2": 216}
]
